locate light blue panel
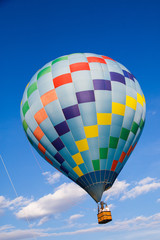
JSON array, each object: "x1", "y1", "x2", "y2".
[
  {"x1": 51, "y1": 60, "x2": 70, "y2": 78},
  {"x1": 67, "y1": 117, "x2": 86, "y2": 141},
  {"x1": 111, "y1": 82, "x2": 126, "y2": 104},
  {"x1": 98, "y1": 125, "x2": 110, "y2": 147},
  {"x1": 89, "y1": 62, "x2": 104, "y2": 79},
  {"x1": 130, "y1": 79, "x2": 136, "y2": 90},
  {"x1": 95, "y1": 91, "x2": 112, "y2": 113},
  {"x1": 59, "y1": 148, "x2": 76, "y2": 168},
  {"x1": 126, "y1": 86, "x2": 137, "y2": 98},
  {"x1": 135, "y1": 79, "x2": 143, "y2": 95},
  {"x1": 106, "y1": 60, "x2": 123, "y2": 75},
  {"x1": 68, "y1": 53, "x2": 87, "y2": 64},
  {"x1": 25, "y1": 110, "x2": 38, "y2": 131},
  {"x1": 44, "y1": 100, "x2": 65, "y2": 126},
  {"x1": 106, "y1": 148, "x2": 116, "y2": 170},
  {"x1": 87, "y1": 137, "x2": 99, "y2": 160},
  {"x1": 134, "y1": 104, "x2": 143, "y2": 124},
  {"x1": 61, "y1": 132, "x2": 78, "y2": 155},
  {"x1": 56, "y1": 83, "x2": 77, "y2": 109},
  {"x1": 114, "y1": 139, "x2": 126, "y2": 160},
  {"x1": 112, "y1": 114, "x2": 124, "y2": 127},
  {"x1": 81, "y1": 151, "x2": 94, "y2": 172},
  {"x1": 101, "y1": 64, "x2": 111, "y2": 80},
  {"x1": 100, "y1": 159, "x2": 107, "y2": 170},
  {"x1": 40, "y1": 135, "x2": 57, "y2": 155},
  {"x1": 72, "y1": 71, "x2": 93, "y2": 91},
  {"x1": 27, "y1": 127, "x2": 39, "y2": 146},
  {"x1": 110, "y1": 124, "x2": 122, "y2": 138},
  {"x1": 40, "y1": 118, "x2": 58, "y2": 142},
  {"x1": 28, "y1": 90, "x2": 40, "y2": 107},
  {"x1": 114, "y1": 162, "x2": 121, "y2": 174},
  {"x1": 123, "y1": 132, "x2": 135, "y2": 153},
  {"x1": 61, "y1": 161, "x2": 79, "y2": 179},
  {"x1": 29, "y1": 101, "x2": 43, "y2": 116},
  {"x1": 79, "y1": 102, "x2": 97, "y2": 126},
  {"x1": 38, "y1": 74, "x2": 54, "y2": 97},
  {"x1": 132, "y1": 128, "x2": 141, "y2": 147},
  {"x1": 79, "y1": 163, "x2": 88, "y2": 174},
  {"x1": 122, "y1": 107, "x2": 135, "y2": 130},
  {"x1": 125, "y1": 77, "x2": 132, "y2": 88},
  {"x1": 46, "y1": 152, "x2": 61, "y2": 168}
]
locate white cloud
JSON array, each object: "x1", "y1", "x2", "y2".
[
  {"x1": 42, "y1": 171, "x2": 61, "y2": 185},
  {"x1": 103, "y1": 177, "x2": 160, "y2": 202},
  {"x1": 104, "y1": 179, "x2": 130, "y2": 201},
  {"x1": 16, "y1": 182, "x2": 87, "y2": 221},
  {"x1": 1, "y1": 212, "x2": 160, "y2": 239},
  {"x1": 0, "y1": 196, "x2": 33, "y2": 212},
  {"x1": 157, "y1": 199, "x2": 160, "y2": 203},
  {"x1": 68, "y1": 214, "x2": 84, "y2": 223},
  {"x1": 121, "y1": 177, "x2": 160, "y2": 200}
]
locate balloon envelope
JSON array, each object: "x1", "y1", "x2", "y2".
[{"x1": 20, "y1": 53, "x2": 146, "y2": 202}]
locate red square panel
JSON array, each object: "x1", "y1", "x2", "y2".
[
  {"x1": 70, "y1": 62, "x2": 90, "y2": 73},
  {"x1": 53, "y1": 73, "x2": 72, "y2": 88},
  {"x1": 102, "y1": 55, "x2": 115, "y2": 61},
  {"x1": 111, "y1": 160, "x2": 118, "y2": 171},
  {"x1": 87, "y1": 57, "x2": 106, "y2": 64}
]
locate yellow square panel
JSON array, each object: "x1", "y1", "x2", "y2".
[
  {"x1": 75, "y1": 139, "x2": 89, "y2": 152},
  {"x1": 112, "y1": 102, "x2": 125, "y2": 116},
  {"x1": 126, "y1": 96, "x2": 137, "y2": 110},
  {"x1": 84, "y1": 125, "x2": 98, "y2": 138},
  {"x1": 137, "y1": 93, "x2": 143, "y2": 107},
  {"x1": 97, "y1": 113, "x2": 112, "y2": 125},
  {"x1": 72, "y1": 153, "x2": 84, "y2": 165},
  {"x1": 143, "y1": 94, "x2": 146, "y2": 104},
  {"x1": 73, "y1": 166, "x2": 83, "y2": 177}
]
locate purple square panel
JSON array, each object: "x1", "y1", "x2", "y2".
[
  {"x1": 76, "y1": 90, "x2": 95, "y2": 104},
  {"x1": 55, "y1": 121, "x2": 70, "y2": 136},
  {"x1": 52, "y1": 138, "x2": 65, "y2": 151},
  {"x1": 110, "y1": 72, "x2": 125, "y2": 84},
  {"x1": 63, "y1": 104, "x2": 80, "y2": 120},
  {"x1": 93, "y1": 79, "x2": 111, "y2": 90},
  {"x1": 60, "y1": 165, "x2": 69, "y2": 174},
  {"x1": 54, "y1": 152, "x2": 65, "y2": 164}
]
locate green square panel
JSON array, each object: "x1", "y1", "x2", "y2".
[
  {"x1": 52, "y1": 56, "x2": 68, "y2": 65},
  {"x1": 120, "y1": 128, "x2": 130, "y2": 140},
  {"x1": 99, "y1": 148, "x2": 108, "y2": 159},
  {"x1": 37, "y1": 66, "x2": 51, "y2": 80},
  {"x1": 27, "y1": 82, "x2": 37, "y2": 98},
  {"x1": 109, "y1": 136, "x2": 119, "y2": 149},
  {"x1": 139, "y1": 119, "x2": 144, "y2": 130},
  {"x1": 22, "y1": 101, "x2": 29, "y2": 116},
  {"x1": 92, "y1": 159, "x2": 100, "y2": 171},
  {"x1": 23, "y1": 119, "x2": 28, "y2": 132},
  {"x1": 131, "y1": 121, "x2": 139, "y2": 134}
]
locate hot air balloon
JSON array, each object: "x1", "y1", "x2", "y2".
[{"x1": 20, "y1": 53, "x2": 146, "y2": 224}]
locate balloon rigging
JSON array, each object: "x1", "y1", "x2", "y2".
[{"x1": 20, "y1": 53, "x2": 146, "y2": 224}]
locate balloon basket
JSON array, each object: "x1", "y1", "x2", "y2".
[{"x1": 97, "y1": 211, "x2": 112, "y2": 224}]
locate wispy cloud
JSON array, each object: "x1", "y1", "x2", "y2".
[
  {"x1": 104, "y1": 177, "x2": 160, "y2": 201},
  {"x1": 0, "y1": 196, "x2": 33, "y2": 213},
  {"x1": 1, "y1": 212, "x2": 160, "y2": 239},
  {"x1": 68, "y1": 214, "x2": 84, "y2": 224},
  {"x1": 15, "y1": 182, "x2": 87, "y2": 221},
  {"x1": 42, "y1": 171, "x2": 61, "y2": 185},
  {"x1": 121, "y1": 177, "x2": 160, "y2": 200}
]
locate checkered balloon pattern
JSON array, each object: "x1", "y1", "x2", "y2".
[{"x1": 20, "y1": 53, "x2": 146, "y2": 202}]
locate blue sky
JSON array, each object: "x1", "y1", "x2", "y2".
[{"x1": 0, "y1": 0, "x2": 160, "y2": 239}]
